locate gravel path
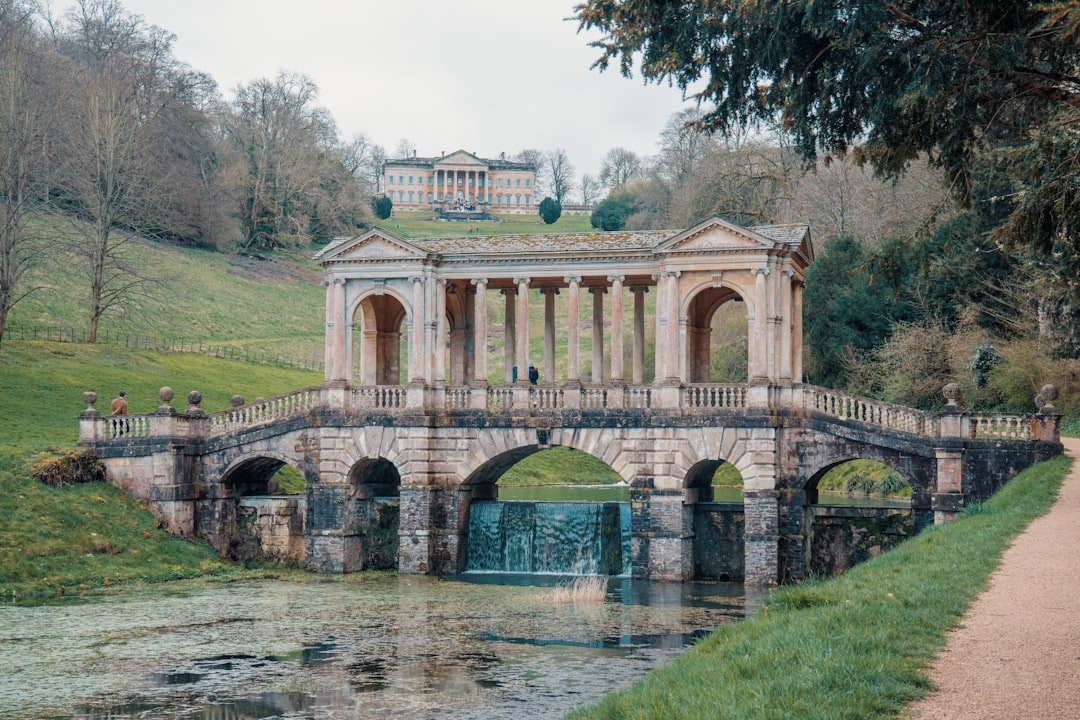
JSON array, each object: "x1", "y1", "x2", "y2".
[{"x1": 909, "y1": 436, "x2": 1080, "y2": 719}]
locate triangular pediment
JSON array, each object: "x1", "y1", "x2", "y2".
[
  {"x1": 314, "y1": 228, "x2": 427, "y2": 264},
  {"x1": 434, "y1": 149, "x2": 485, "y2": 168},
  {"x1": 654, "y1": 217, "x2": 775, "y2": 254}
]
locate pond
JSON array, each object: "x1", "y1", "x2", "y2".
[{"x1": 0, "y1": 573, "x2": 747, "y2": 719}]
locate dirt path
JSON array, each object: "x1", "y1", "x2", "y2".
[{"x1": 909, "y1": 437, "x2": 1080, "y2": 719}]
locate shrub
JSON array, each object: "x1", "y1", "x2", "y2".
[
  {"x1": 31, "y1": 449, "x2": 106, "y2": 488},
  {"x1": 371, "y1": 195, "x2": 393, "y2": 220},
  {"x1": 538, "y1": 196, "x2": 562, "y2": 224}
]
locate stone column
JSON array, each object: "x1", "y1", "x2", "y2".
[
  {"x1": 471, "y1": 279, "x2": 489, "y2": 385},
  {"x1": 408, "y1": 276, "x2": 425, "y2": 384},
  {"x1": 793, "y1": 280, "x2": 804, "y2": 383},
  {"x1": 515, "y1": 277, "x2": 531, "y2": 384},
  {"x1": 779, "y1": 269, "x2": 794, "y2": 384},
  {"x1": 323, "y1": 278, "x2": 347, "y2": 384},
  {"x1": 541, "y1": 288, "x2": 559, "y2": 384},
  {"x1": 590, "y1": 286, "x2": 606, "y2": 383},
  {"x1": 750, "y1": 267, "x2": 769, "y2": 383},
  {"x1": 631, "y1": 286, "x2": 648, "y2": 384},
  {"x1": 502, "y1": 288, "x2": 516, "y2": 384},
  {"x1": 663, "y1": 271, "x2": 681, "y2": 383},
  {"x1": 434, "y1": 279, "x2": 447, "y2": 386},
  {"x1": 361, "y1": 326, "x2": 378, "y2": 385},
  {"x1": 608, "y1": 275, "x2": 625, "y2": 384},
  {"x1": 565, "y1": 276, "x2": 582, "y2": 384}
]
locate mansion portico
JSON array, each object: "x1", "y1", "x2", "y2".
[{"x1": 383, "y1": 149, "x2": 537, "y2": 214}]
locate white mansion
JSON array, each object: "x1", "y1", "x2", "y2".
[{"x1": 383, "y1": 149, "x2": 537, "y2": 214}]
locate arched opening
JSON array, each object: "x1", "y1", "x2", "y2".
[
  {"x1": 354, "y1": 293, "x2": 408, "y2": 385},
  {"x1": 686, "y1": 287, "x2": 748, "y2": 383},
  {"x1": 346, "y1": 457, "x2": 401, "y2": 570},
  {"x1": 221, "y1": 456, "x2": 307, "y2": 565},
  {"x1": 803, "y1": 459, "x2": 914, "y2": 577},
  {"x1": 462, "y1": 446, "x2": 629, "y2": 576},
  {"x1": 687, "y1": 459, "x2": 745, "y2": 581}
]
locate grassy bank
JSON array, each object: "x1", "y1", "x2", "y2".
[
  {"x1": 0, "y1": 341, "x2": 324, "y2": 602},
  {"x1": 0, "y1": 449, "x2": 240, "y2": 602},
  {"x1": 567, "y1": 454, "x2": 1072, "y2": 720}
]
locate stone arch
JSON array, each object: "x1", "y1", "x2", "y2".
[
  {"x1": 215, "y1": 452, "x2": 308, "y2": 564},
  {"x1": 347, "y1": 457, "x2": 401, "y2": 499},
  {"x1": 219, "y1": 451, "x2": 303, "y2": 497},
  {"x1": 796, "y1": 442, "x2": 932, "y2": 500},
  {"x1": 683, "y1": 283, "x2": 750, "y2": 383},
  {"x1": 350, "y1": 288, "x2": 411, "y2": 386},
  {"x1": 327, "y1": 426, "x2": 409, "y2": 485}
]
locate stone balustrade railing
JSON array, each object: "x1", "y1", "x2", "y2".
[
  {"x1": 684, "y1": 384, "x2": 747, "y2": 409},
  {"x1": 81, "y1": 382, "x2": 1058, "y2": 444},
  {"x1": 351, "y1": 385, "x2": 406, "y2": 410},
  {"x1": 209, "y1": 388, "x2": 320, "y2": 436},
  {"x1": 803, "y1": 385, "x2": 938, "y2": 437},
  {"x1": 969, "y1": 413, "x2": 1035, "y2": 440}
]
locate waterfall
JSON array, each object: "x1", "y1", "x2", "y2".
[{"x1": 466, "y1": 501, "x2": 630, "y2": 575}]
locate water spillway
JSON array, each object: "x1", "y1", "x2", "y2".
[{"x1": 466, "y1": 501, "x2": 630, "y2": 575}]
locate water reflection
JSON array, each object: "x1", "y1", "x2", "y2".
[{"x1": 0, "y1": 574, "x2": 745, "y2": 719}]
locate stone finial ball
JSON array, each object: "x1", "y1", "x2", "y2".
[
  {"x1": 942, "y1": 383, "x2": 964, "y2": 405},
  {"x1": 159, "y1": 387, "x2": 174, "y2": 404},
  {"x1": 230, "y1": 394, "x2": 245, "y2": 408},
  {"x1": 187, "y1": 391, "x2": 202, "y2": 406},
  {"x1": 83, "y1": 391, "x2": 97, "y2": 408},
  {"x1": 1040, "y1": 384, "x2": 1059, "y2": 403}
]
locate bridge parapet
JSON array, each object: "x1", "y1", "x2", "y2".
[
  {"x1": 208, "y1": 387, "x2": 320, "y2": 437},
  {"x1": 804, "y1": 385, "x2": 937, "y2": 436},
  {"x1": 969, "y1": 413, "x2": 1036, "y2": 441}
]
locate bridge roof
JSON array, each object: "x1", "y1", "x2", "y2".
[{"x1": 315, "y1": 218, "x2": 811, "y2": 266}]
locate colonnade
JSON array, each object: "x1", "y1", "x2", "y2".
[
  {"x1": 434, "y1": 168, "x2": 486, "y2": 203},
  {"x1": 318, "y1": 220, "x2": 813, "y2": 403}
]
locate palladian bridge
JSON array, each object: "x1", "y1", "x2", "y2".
[{"x1": 78, "y1": 217, "x2": 1063, "y2": 585}]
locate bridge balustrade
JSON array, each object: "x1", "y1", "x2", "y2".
[
  {"x1": 105, "y1": 414, "x2": 150, "y2": 439},
  {"x1": 208, "y1": 388, "x2": 319, "y2": 436},
  {"x1": 444, "y1": 386, "x2": 471, "y2": 409},
  {"x1": 487, "y1": 386, "x2": 514, "y2": 410},
  {"x1": 804, "y1": 386, "x2": 937, "y2": 437},
  {"x1": 626, "y1": 386, "x2": 652, "y2": 409},
  {"x1": 683, "y1": 384, "x2": 747, "y2": 409},
  {"x1": 969, "y1": 413, "x2": 1035, "y2": 440},
  {"x1": 582, "y1": 386, "x2": 609, "y2": 409},
  {"x1": 350, "y1": 385, "x2": 406, "y2": 410},
  {"x1": 531, "y1": 386, "x2": 564, "y2": 410}
]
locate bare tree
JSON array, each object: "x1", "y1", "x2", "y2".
[
  {"x1": 656, "y1": 107, "x2": 710, "y2": 184},
  {"x1": 394, "y1": 137, "x2": 415, "y2": 160},
  {"x1": 52, "y1": 0, "x2": 186, "y2": 342},
  {"x1": 579, "y1": 173, "x2": 601, "y2": 206},
  {"x1": 790, "y1": 155, "x2": 952, "y2": 246},
  {"x1": 599, "y1": 146, "x2": 643, "y2": 189},
  {"x1": 515, "y1": 147, "x2": 547, "y2": 195},
  {"x1": 368, "y1": 144, "x2": 386, "y2": 194},
  {"x1": 545, "y1": 148, "x2": 575, "y2": 204},
  {"x1": 0, "y1": 0, "x2": 56, "y2": 347},
  {"x1": 222, "y1": 71, "x2": 364, "y2": 249}
]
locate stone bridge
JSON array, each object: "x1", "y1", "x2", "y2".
[{"x1": 77, "y1": 218, "x2": 1063, "y2": 585}]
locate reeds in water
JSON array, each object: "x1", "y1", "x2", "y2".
[{"x1": 549, "y1": 575, "x2": 608, "y2": 604}]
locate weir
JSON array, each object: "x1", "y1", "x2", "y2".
[{"x1": 465, "y1": 501, "x2": 630, "y2": 576}]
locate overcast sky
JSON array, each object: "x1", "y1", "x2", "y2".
[{"x1": 53, "y1": 0, "x2": 698, "y2": 189}]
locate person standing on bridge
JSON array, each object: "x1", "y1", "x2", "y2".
[
  {"x1": 528, "y1": 363, "x2": 538, "y2": 385},
  {"x1": 111, "y1": 390, "x2": 128, "y2": 415},
  {"x1": 111, "y1": 390, "x2": 129, "y2": 436}
]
